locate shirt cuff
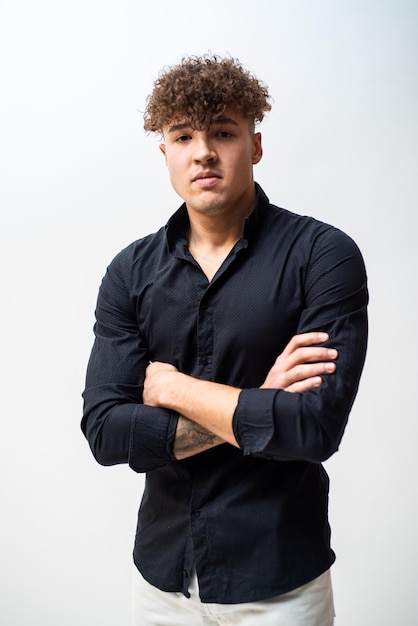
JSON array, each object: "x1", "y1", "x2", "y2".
[
  {"x1": 232, "y1": 388, "x2": 278, "y2": 455},
  {"x1": 129, "y1": 406, "x2": 179, "y2": 472}
]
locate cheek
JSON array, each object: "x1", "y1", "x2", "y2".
[
  {"x1": 167, "y1": 165, "x2": 186, "y2": 193},
  {"x1": 235, "y1": 153, "x2": 255, "y2": 176},
  {"x1": 166, "y1": 154, "x2": 185, "y2": 177}
]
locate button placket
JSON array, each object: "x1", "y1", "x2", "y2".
[{"x1": 197, "y1": 294, "x2": 213, "y2": 378}]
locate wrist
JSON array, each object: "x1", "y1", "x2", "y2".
[{"x1": 160, "y1": 371, "x2": 189, "y2": 410}]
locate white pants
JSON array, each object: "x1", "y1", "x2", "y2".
[{"x1": 132, "y1": 565, "x2": 335, "y2": 625}]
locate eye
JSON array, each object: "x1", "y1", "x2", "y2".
[
  {"x1": 176, "y1": 134, "x2": 191, "y2": 143},
  {"x1": 217, "y1": 130, "x2": 232, "y2": 138}
]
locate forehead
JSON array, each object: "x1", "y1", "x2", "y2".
[{"x1": 164, "y1": 108, "x2": 250, "y2": 132}]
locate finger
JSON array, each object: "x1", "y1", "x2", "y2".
[
  {"x1": 282, "y1": 332, "x2": 330, "y2": 357},
  {"x1": 261, "y1": 360, "x2": 336, "y2": 390},
  {"x1": 147, "y1": 361, "x2": 178, "y2": 373},
  {"x1": 285, "y1": 376, "x2": 324, "y2": 393},
  {"x1": 286, "y1": 360, "x2": 336, "y2": 386},
  {"x1": 274, "y1": 347, "x2": 337, "y2": 374},
  {"x1": 288, "y1": 347, "x2": 338, "y2": 367}
]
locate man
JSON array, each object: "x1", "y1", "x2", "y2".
[{"x1": 82, "y1": 55, "x2": 368, "y2": 625}]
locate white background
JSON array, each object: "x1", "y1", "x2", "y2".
[{"x1": 1, "y1": 1, "x2": 417, "y2": 624}]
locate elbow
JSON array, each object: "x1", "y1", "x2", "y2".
[
  {"x1": 296, "y1": 415, "x2": 344, "y2": 463},
  {"x1": 81, "y1": 419, "x2": 169, "y2": 474},
  {"x1": 89, "y1": 441, "x2": 120, "y2": 467},
  {"x1": 295, "y1": 392, "x2": 351, "y2": 463},
  {"x1": 299, "y1": 419, "x2": 345, "y2": 463},
  {"x1": 304, "y1": 440, "x2": 340, "y2": 464},
  {"x1": 83, "y1": 434, "x2": 126, "y2": 467},
  {"x1": 272, "y1": 421, "x2": 343, "y2": 464},
  {"x1": 248, "y1": 433, "x2": 341, "y2": 464},
  {"x1": 81, "y1": 415, "x2": 128, "y2": 468},
  {"x1": 88, "y1": 438, "x2": 159, "y2": 473}
]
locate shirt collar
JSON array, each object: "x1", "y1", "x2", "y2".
[{"x1": 165, "y1": 183, "x2": 270, "y2": 254}]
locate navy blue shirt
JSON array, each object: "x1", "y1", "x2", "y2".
[{"x1": 82, "y1": 184, "x2": 368, "y2": 603}]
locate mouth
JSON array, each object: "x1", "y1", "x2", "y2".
[{"x1": 192, "y1": 171, "x2": 222, "y2": 187}]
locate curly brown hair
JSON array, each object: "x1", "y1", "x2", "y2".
[{"x1": 143, "y1": 54, "x2": 271, "y2": 134}]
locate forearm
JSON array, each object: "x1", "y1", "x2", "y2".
[
  {"x1": 173, "y1": 415, "x2": 225, "y2": 460},
  {"x1": 82, "y1": 388, "x2": 179, "y2": 472},
  {"x1": 144, "y1": 333, "x2": 341, "y2": 460},
  {"x1": 234, "y1": 312, "x2": 368, "y2": 463},
  {"x1": 144, "y1": 367, "x2": 242, "y2": 449}
]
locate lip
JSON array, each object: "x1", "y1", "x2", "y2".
[{"x1": 192, "y1": 171, "x2": 222, "y2": 187}]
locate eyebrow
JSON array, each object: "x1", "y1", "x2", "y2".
[{"x1": 167, "y1": 117, "x2": 239, "y2": 134}]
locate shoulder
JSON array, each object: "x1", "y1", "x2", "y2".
[
  {"x1": 103, "y1": 227, "x2": 167, "y2": 292},
  {"x1": 258, "y1": 192, "x2": 367, "y2": 288},
  {"x1": 111, "y1": 227, "x2": 166, "y2": 268},
  {"x1": 266, "y1": 200, "x2": 364, "y2": 260}
]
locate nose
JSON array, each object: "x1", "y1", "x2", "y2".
[{"x1": 193, "y1": 134, "x2": 217, "y2": 163}]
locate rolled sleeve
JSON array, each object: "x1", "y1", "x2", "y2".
[
  {"x1": 233, "y1": 388, "x2": 277, "y2": 455},
  {"x1": 81, "y1": 249, "x2": 180, "y2": 473},
  {"x1": 233, "y1": 226, "x2": 368, "y2": 465},
  {"x1": 129, "y1": 406, "x2": 179, "y2": 473}
]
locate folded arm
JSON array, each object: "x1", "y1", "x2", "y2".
[
  {"x1": 144, "y1": 332, "x2": 338, "y2": 460},
  {"x1": 82, "y1": 227, "x2": 367, "y2": 470},
  {"x1": 81, "y1": 251, "x2": 180, "y2": 473},
  {"x1": 144, "y1": 228, "x2": 368, "y2": 464}
]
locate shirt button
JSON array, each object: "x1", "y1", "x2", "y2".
[{"x1": 194, "y1": 510, "x2": 201, "y2": 517}]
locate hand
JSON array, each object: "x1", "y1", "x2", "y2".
[
  {"x1": 260, "y1": 332, "x2": 337, "y2": 393},
  {"x1": 144, "y1": 361, "x2": 240, "y2": 450},
  {"x1": 144, "y1": 362, "x2": 235, "y2": 457},
  {"x1": 143, "y1": 361, "x2": 179, "y2": 407}
]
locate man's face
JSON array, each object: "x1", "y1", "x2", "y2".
[{"x1": 159, "y1": 109, "x2": 263, "y2": 219}]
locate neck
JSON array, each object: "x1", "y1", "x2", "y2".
[
  {"x1": 187, "y1": 184, "x2": 256, "y2": 250},
  {"x1": 188, "y1": 213, "x2": 243, "y2": 251},
  {"x1": 186, "y1": 188, "x2": 256, "y2": 282}
]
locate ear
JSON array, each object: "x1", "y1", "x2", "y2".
[
  {"x1": 252, "y1": 132, "x2": 263, "y2": 164},
  {"x1": 159, "y1": 143, "x2": 167, "y2": 164}
]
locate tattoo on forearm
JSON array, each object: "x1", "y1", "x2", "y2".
[{"x1": 174, "y1": 416, "x2": 222, "y2": 458}]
